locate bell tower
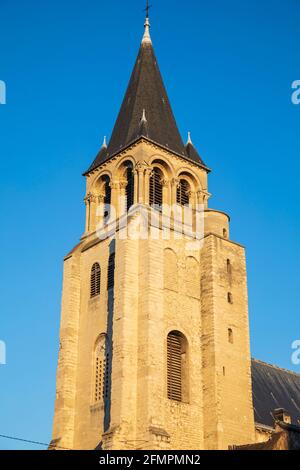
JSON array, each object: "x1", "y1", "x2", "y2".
[{"x1": 51, "y1": 12, "x2": 255, "y2": 451}]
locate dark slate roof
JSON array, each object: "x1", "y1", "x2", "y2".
[
  {"x1": 251, "y1": 359, "x2": 300, "y2": 427},
  {"x1": 85, "y1": 36, "x2": 207, "y2": 174},
  {"x1": 185, "y1": 141, "x2": 206, "y2": 167},
  {"x1": 87, "y1": 144, "x2": 109, "y2": 173},
  {"x1": 106, "y1": 40, "x2": 186, "y2": 157}
]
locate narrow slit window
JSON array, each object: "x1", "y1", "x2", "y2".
[
  {"x1": 227, "y1": 259, "x2": 232, "y2": 275},
  {"x1": 107, "y1": 253, "x2": 115, "y2": 291}
]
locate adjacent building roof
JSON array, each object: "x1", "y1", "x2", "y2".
[
  {"x1": 85, "y1": 18, "x2": 207, "y2": 174},
  {"x1": 233, "y1": 421, "x2": 300, "y2": 450},
  {"x1": 251, "y1": 359, "x2": 300, "y2": 427}
]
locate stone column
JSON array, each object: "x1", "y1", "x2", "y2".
[
  {"x1": 196, "y1": 190, "x2": 211, "y2": 209},
  {"x1": 133, "y1": 168, "x2": 139, "y2": 205},
  {"x1": 187, "y1": 190, "x2": 196, "y2": 234},
  {"x1": 188, "y1": 190, "x2": 196, "y2": 209},
  {"x1": 96, "y1": 194, "x2": 105, "y2": 230},
  {"x1": 84, "y1": 195, "x2": 91, "y2": 234},
  {"x1": 118, "y1": 179, "x2": 128, "y2": 217},
  {"x1": 161, "y1": 178, "x2": 170, "y2": 215},
  {"x1": 89, "y1": 194, "x2": 97, "y2": 232},
  {"x1": 136, "y1": 164, "x2": 145, "y2": 204},
  {"x1": 171, "y1": 178, "x2": 180, "y2": 206},
  {"x1": 134, "y1": 162, "x2": 152, "y2": 205},
  {"x1": 84, "y1": 193, "x2": 97, "y2": 234},
  {"x1": 110, "y1": 181, "x2": 121, "y2": 222},
  {"x1": 144, "y1": 167, "x2": 153, "y2": 205}
]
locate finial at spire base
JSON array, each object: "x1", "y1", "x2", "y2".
[
  {"x1": 187, "y1": 132, "x2": 193, "y2": 145},
  {"x1": 141, "y1": 109, "x2": 147, "y2": 123},
  {"x1": 102, "y1": 136, "x2": 107, "y2": 148},
  {"x1": 142, "y1": 17, "x2": 152, "y2": 45}
]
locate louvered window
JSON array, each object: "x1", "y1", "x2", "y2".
[
  {"x1": 150, "y1": 168, "x2": 163, "y2": 209},
  {"x1": 177, "y1": 179, "x2": 190, "y2": 206},
  {"x1": 90, "y1": 263, "x2": 101, "y2": 298},
  {"x1": 107, "y1": 253, "x2": 115, "y2": 290},
  {"x1": 126, "y1": 165, "x2": 134, "y2": 211},
  {"x1": 167, "y1": 332, "x2": 183, "y2": 402}
]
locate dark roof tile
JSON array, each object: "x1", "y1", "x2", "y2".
[{"x1": 252, "y1": 359, "x2": 300, "y2": 427}]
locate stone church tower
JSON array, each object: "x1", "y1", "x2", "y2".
[{"x1": 51, "y1": 14, "x2": 255, "y2": 450}]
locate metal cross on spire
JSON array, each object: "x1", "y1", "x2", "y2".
[
  {"x1": 142, "y1": 0, "x2": 152, "y2": 44},
  {"x1": 144, "y1": 0, "x2": 152, "y2": 19}
]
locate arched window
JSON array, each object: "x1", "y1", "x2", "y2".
[
  {"x1": 149, "y1": 167, "x2": 163, "y2": 209},
  {"x1": 227, "y1": 292, "x2": 233, "y2": 304},
  {"x1": 107, "y1": 253, "x2": 115, "y2": 291},
  {"x1": 177, "y1": 179, "x2": 190, "y2": 206},
  {"x1": 94, "y1": 335, "x2": 109, "y2": 405},
  {"x1": 167, "y1": 331, "x2": 188, "y2": 402},
  {"x1": 228, "y1": 328, "x2": 234, "y2": 344},
  {"x1": 103, "y1": 176, "x2": 111, "y2": 220},
  {"x1": 90, "y1": 263, "x2": 101, "y2": 298},
  {"x1": 125, "y1": 163, "x2": 134, "y2": 212}
]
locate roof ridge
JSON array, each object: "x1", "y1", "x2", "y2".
[{"x1": 252, "y1": 358, "x2": 300, "y2": 379}]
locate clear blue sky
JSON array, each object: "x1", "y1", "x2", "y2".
[{"x1": 0, "y1": 0, "x2": 299, "y2": 450}]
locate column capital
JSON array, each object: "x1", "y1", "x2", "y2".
[
  {"x1": 97, "y1": 194, "x2": 105, "y2": 203},
  {"x1": 161, "y1": 178, "x2": 170, "y2": 188},
  {"x1": 171, "y1": 178, "x2": 180, "y2": 188},
  {"x1": 84, "y1": 192, "x2": 97, "y2": 205},
  {"x1": 197, "y1": 189, "x2": 212, "y2": 203},
  {"x1": 119, "y1": 178, "x2": 128, "y2": 190},
  {"x1": 134, "y1": 161, "x2": 151, "y2": 174},
  {"x1": 110, "y1": 180, "x2": 122, "y2": 190}
]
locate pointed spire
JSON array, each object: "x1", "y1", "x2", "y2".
[
  {"x1": 142, "y1": 14, "x2": 152, "y2": 45},
  {"x1": 185, "y1": 132, "x2": 206, "y2": 166},
  {"x1": 86, "y1": 135, "x2": 109, "y2": 172},
  {"x1": 85, "y1": 7, "x2": 209, "y2": 175},
  {"x1": 105, "y1": 25, "x2": 186, "y2": 158}
]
